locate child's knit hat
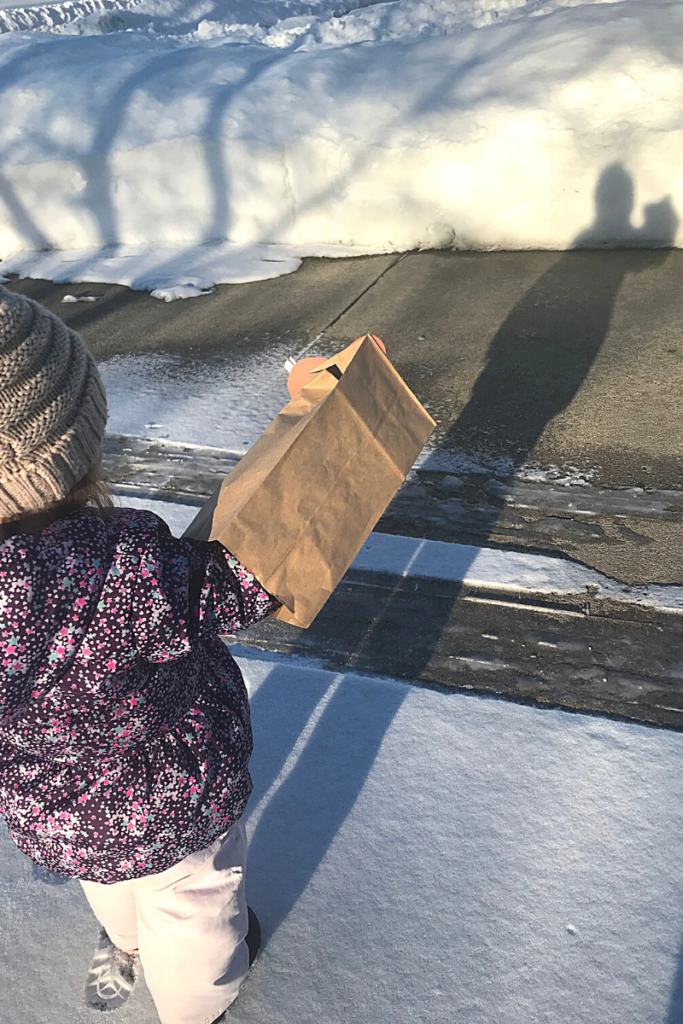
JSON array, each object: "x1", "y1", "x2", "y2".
[{"x1": 0, "y1": 285, "x2": 107, "y2": 518}]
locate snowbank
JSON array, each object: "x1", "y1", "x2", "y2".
[{"x1": 1, "y1": 0, "x2": 683, "y2": 292}]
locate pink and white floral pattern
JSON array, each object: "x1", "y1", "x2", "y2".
[{"x1": 0, "y1": 508, "x2": 276, "y2": 882}]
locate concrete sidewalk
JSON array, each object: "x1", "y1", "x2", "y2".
[
  {"x1": 8, "y1": 248, "x2": 683, "y2": 587},
  {"x1": 7, "y1": 249, "x2": 683, "y2": 593},
  {"x1": 8, "y1": 248, "x2": 683, "y2": 491}
]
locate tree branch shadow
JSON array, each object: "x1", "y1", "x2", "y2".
[
  {"x1": 0, "y1": 170, "x2": 50, "y2": 252},
  {"x1": 4, "y1": 10, "x2": 676, "y2": 287}
]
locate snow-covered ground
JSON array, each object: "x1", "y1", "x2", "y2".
[
  {"x1": 1, "y1": 0, "x2": 683, "y2": 294},
  {"x1": 2, "y1": 650, "x2": 683, "y2": 1024}
]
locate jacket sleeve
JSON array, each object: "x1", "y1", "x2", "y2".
[{"x1": 129, "y1": 513, "x2": 278, "y2": 663}]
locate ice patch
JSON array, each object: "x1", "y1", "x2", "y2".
[
  {"x1": 515, "y1": 464, "x2": 596, "y2": 487},
  {"x1": 149, "y1": 285, "x2": 215, "y2": 301},
  {"x1": 99, "y1": 350, "x2": 290, "y2": 448},
  {"x1": 417, "y1": 445, "x2": 597, "y2": 486}
]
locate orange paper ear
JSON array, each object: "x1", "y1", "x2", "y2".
[
  {"x1": 286, "y1": 336, "x2": 387, "y2": 399},
  {"x1": 287, "y1": 357, "x2": 327, "y2": 399}
]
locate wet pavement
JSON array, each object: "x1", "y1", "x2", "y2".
[
  {"x1": 9, "y1": 247, "x2": 683, "y2": 494},
  {"x1": 7, "y1": 251, "x2": 683, "y2": 729}
]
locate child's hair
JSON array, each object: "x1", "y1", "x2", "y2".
[
  {"x1": 0, "y1": 462, "x2": 113, "y2": 540},
  {"x1": 57, "y1": 462, "x2": 113, "y2": 517}
]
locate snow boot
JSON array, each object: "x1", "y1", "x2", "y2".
[{"x1": 85, "y1": 928, "x2": 139, "y2": 1011}]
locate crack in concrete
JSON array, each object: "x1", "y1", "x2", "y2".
[{"x1": 295, "y1": 251, "x2": 407, "y2": 359}]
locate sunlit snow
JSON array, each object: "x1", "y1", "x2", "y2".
[
  {"x1": 1, "y1": 0, "x2": 682, "y2": 293},
  {"x1": 2, "y1": 652, "x2": 683, "y2": 1023}
]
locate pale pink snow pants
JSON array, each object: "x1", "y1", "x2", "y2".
[{"x1": 80, "y1": 818, "x2": 250, "y2": 1024}]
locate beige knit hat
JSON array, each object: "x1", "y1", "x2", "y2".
[{"x1": 0, "y1": 285, "x2": 107, "y2": 518}]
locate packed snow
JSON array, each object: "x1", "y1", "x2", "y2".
[
  {"x1": 1, "y1": 651, "x2": 683, "y2": 1023},
  {"x1": 116, "y1": 492, "x2": 683, "y2": 615},
  {"x1": 1, "y1": 0, "x2": 683, "y2": 293}
]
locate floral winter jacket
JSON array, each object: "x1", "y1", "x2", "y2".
[{"x1": 0, "y1": 507, "x2": 276, "y2": 883}]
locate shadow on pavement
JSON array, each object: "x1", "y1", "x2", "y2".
[{"x1": 446, "y1": 163, "x2": 676, "y2": 464}]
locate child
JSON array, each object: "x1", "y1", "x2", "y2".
[{"x1": 0, "y1": 284, "x2": 278, "y2": 1024}]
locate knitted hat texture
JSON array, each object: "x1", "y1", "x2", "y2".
[{"x1": 0, "y1": 285, "x2": 107, "y2": 518}]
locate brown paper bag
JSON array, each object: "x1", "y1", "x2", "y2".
[{"x1": 183, "y1": 335, "x2": 435, "y2": 627}]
